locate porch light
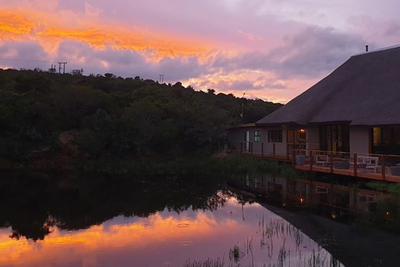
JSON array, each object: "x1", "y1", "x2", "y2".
[
  {"x1": 300, "y1": 129, "x2": 306, "y2": 133},
  {"x1": 300, "y1": 198, "x2": 304, "y2": 204}
]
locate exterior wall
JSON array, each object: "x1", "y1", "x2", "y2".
[
  {"x1": 258, "y1": 128, "x2": 268, "y2": 154},
  {"x1": 265, "y1": 127, "x2": 287, "y2": 156},
  {"x1": 350, "y1": 127, "x2": 370, "y2": 154},
  {"x1": 228, "y1": 126, "x2": 320, "y2": 156},
  {"x1": 249, "y1": 128, "x2": 267, "y2": 154},
  {"x1": 229, "y1": 126, "x2": 289, "y2": 156},
  {"x1": 229, "y1": 125, "x2": 373, "y2": 157},
  {"x1": 228, "y1": 127, "x2": 267, "y2": 153}
]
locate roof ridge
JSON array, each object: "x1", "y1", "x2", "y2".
[{"x1": 353, "y1": 43, "x2": 400, "y2": 57}]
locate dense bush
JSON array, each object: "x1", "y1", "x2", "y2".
[{"x1": 0, "y1": 69, "x2": 282, "y2": 161}]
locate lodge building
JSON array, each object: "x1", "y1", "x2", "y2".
[{"x1": 229, "y1": 45, "x2": 400, "y2": 182}]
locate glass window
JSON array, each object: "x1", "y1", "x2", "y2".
[
  {"x1": 287, "y1": 130, "x2": 294, "y2": 143},
  {"x1": 337, "y1": 125, "x2": 343, "y2": 148},
  {"x1": 319, "y1": 124, "x2": 349, "y2": 153},
  {"x1": 268, "y1": 130, "x2": 282, "y2": 143},
  {"x1": 372, "y1": 126, "x2": 400, "y2": 154},
  {"x1": 395, "y1": 127, "x2": 400, "y2": 145},
  {"x1": 382, "y1": 128, "x2": 392, "y2": 146},
  {"x1": 254, "y1": 130, "x2": 261, "y2": 142},
  {"x1": 373, "y1": 127, "x2": 382, "y2": 147}
]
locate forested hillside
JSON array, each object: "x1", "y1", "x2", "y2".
[{"x1": 0, "y1": 69, "x2": 282, "y2": 162}]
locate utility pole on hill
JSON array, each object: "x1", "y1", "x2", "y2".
[
  {"x1": 49, "y1": 64, "x2": 56, "y2": 74},
  {"x1": 159, "y1": 74, "x2": 164, "y2": 84},
  {"x1": 58, "y1": 62, "x2": 67, "y2": 74}
]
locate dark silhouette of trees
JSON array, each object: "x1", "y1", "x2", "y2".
[
  {"x1": 0, "y1": 171, "x2": 228, "y2": 241},
  {"x1": 0, "y1": 69, "x2": 282, "y2": 160}
]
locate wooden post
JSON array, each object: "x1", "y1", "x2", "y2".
[
  {"x1": 286, "y1": 143, "x2": 289, "y2": 160},
  {"x1": 261, "y1": 143, "x2": 264, "y2": 158},
  {"x1": 381, "y1": 155, "x2": 386, "y2": 181},
  {"x1": 273, "y1": 143, "x2": 276, "y2": 161},
  {"x1": 310, "y1": 150, "x2": 313, "y2": 171},
  {"x1": 330, "y1": 152, "x2": 334, "y2": 173},
  {"x1": 240, "y1": 142, "x2": 243, "y2": 153},
  {"x1": 354, "y1": 153, "x2": 358, "y2": 177}
]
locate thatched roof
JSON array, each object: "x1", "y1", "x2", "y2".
[
  {"x1": 257, "y1": 46, "x2": 400, "y2": 126},
  {"x1": 228, "y1": 123, "x2": 256, "y2": 129}
]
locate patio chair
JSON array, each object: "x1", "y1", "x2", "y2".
[
  {"x1": 358, "y1": 156, "x2": 379, "y2": 173},
  {"x1": 315, "y1": 155, "x2": 329, "y2": 167}
]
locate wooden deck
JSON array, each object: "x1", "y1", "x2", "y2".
[
  {"x1": 295, "y1": 165, "x2": 400, "y2": 183},
  {"x1": 234, "y1": 149, "x2": 400, "y2": 183}
]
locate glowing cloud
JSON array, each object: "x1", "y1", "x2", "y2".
[
  {"x1": 1, "y1": 0, "x2": 400, "y2": 101},
  {"x1": 0, "y1": 8, "x2": 212, "y2": 60}
]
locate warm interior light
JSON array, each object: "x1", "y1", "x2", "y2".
[
  {"x1": 300, "y1": 129, "x2": 306, "y2": 133},
  {"x1": 300, "y1": 198, "x2": 304, "y2": 203}
]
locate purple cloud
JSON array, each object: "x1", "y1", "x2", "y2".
[
  {"x1": 2, "y1": 0, "x2": 400, "y2": 102},
  {"x1": 212, "y1": 26, "x2": 369, "y2": 79}
]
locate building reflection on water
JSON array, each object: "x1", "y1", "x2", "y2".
[{"x1": 233, "y1": 174, "x2": 390, "y2": 219}]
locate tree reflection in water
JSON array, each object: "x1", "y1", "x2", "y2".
[
  {"x1": 0, "y1": 171, "x2": 228, "y2": 241},
  {"x1": 1, "y1": 171, "x2": 398, "y2": 267}
]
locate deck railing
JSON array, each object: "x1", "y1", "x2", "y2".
[
  {"x1": 230, "y1": 141, "x2": 320, "y2": 161},
  {"x1": 293, "y1": 149, "x2": 400, "y2": 182},
  {"x1": 229, "y1": 142, "x2": 400, "y2": 181}
]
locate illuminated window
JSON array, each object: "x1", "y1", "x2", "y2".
[
  {"x1": 268, "y1": 130, "x2": 282, "y2": 143},
  {"x1": 373, "y1": 127, "x2": 382, "y2": 146},
  {"x1": 254, "y1": 130, "x2": 261, "y2": 142}
]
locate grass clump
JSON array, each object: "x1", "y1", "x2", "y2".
[{"x1": 183, "y1": 258, "x2": 224, "y2": 267}]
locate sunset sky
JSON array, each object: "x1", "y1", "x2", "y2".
[{"x1": 1, "y1": 1, "x2": 400, "y2": 103}]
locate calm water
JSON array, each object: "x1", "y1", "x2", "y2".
[
  {"x1": 0, "y1": 171, "x2": 398, "y2": 266},
  {"x1": 0, "y1": 194, "x2": 341, "y2": 267}
]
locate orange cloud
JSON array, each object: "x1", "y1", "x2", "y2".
[
  {"x1": 0, "y1": 11, "x2": 36, "y2": 36},
  {"x1": 182, "y1": 70, "x2": 291, "y2": 103},
  {"x1": 0, "y1": 8, "x2": 212, "y2": 60}
]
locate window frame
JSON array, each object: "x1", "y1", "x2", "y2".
[
  {"x1": 254, "y1": 130, "x2": 261, "y2": 142},
  {"x1": 268, "y1": 130, "x2": 283, "y2": 143}
]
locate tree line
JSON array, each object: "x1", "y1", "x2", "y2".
[{"x1": 0, "y1": 69, "x2": 282, "y2": 162}]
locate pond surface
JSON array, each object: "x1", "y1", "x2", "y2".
[
  {"x1": 0, "y1": 171, "x2": 398, "y2": 266},
  {"x1": 0, "y1": 193, "x2": 340, "y2": 267}
]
